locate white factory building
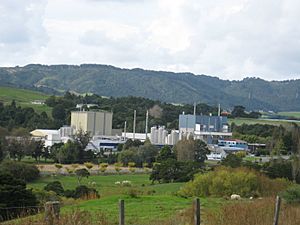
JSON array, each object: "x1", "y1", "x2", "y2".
[
  {"x1": 30, "y1": 126, "x2": 74, "y2": 147},
  {"x1": 30, "y1": 110, "x2": 116, "y2": 148},
  {"x1": 122, "y1": 126, "x2": 179, "y2": 146}
]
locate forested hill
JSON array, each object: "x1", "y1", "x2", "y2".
[{"x1": 0, "y1": 64, "x2": 299, "y2": 111}]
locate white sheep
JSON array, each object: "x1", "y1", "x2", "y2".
[{"x1": 230, "y1": 194, "x2": 241, "y2": 200}]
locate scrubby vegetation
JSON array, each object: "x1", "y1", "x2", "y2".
[
  {"x1": 206, "y1": 197, "x2": 300, "y2": 225},
  {"x1": 178, "y1": 167, "x2": 290, "y2": 198}
]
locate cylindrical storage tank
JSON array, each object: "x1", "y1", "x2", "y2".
[
  {"x1": 162, "y1": 130, "x2": 168, "y2": 145},
  {"x1": 150, "y1": 127, "x2": 156, "y2": 144},
  {"x1": 154, "y1": 129, "x2": 158, "y2": 144}
]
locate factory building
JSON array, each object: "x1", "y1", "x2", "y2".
[
  {"x1": 179, "y1": 113, "x2": 232, "y2": 144},
  {"x1": 71, "y1": 111, "x2": 112, "y2": 136}
]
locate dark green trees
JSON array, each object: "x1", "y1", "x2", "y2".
[{"x1": 0, "y1": 171, "x2": 37, "y2": 221}]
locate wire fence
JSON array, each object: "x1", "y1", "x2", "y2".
[
  {"x1": 0, "y1": 200, "x2": 196, "y2": 225},
  {"x1": 0, "y1": 196, "x2": 283, "y2": 225}
]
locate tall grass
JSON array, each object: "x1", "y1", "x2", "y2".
[
  {"x1": 205, "y1": 197, "x2": 300, "y2": 225},
  {"x1": 4, "y1": 210, "x2": 110, "y2": 225}
]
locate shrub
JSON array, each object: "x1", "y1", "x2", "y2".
[
  {"x1": 66, "y1": 167, "x2": 74, "y2": 175},
  {"x1": 178, "y1": 167, "x2": 290, "y2": 198},
  {"x1": 55, "y1": 163, "x2": 63, "y2": 170},
  {"x1": 281, "y1": 185, "x2": 300, "y2": 204},
  {"x1": 150, "y1": 159, "x2": 201, "y2": 183},
  {"x1": 44, "y1": 181, "x2": 64, "y2": 196},
  {"x1": 262, "y1": 158, "x2": 300, "y2": 183},
  {"x1": 73, "y1": 185, "x2": 100, "y2": 199},
  {"x1": 0, "y1": 171, "x2": 38, "y2": 221},
  {"x1": 99, "y1": 163, "x2": 108, "y2": 173},
  {"x1": 114, "y1": 163, "x2": 122, "y2": 173},
  {"x1": 221, "y1": 154, "x2": 242, "y2": 168},
  {"x1": 64, "y1": 189, "x2": 76, "y2": 198},
  {"x1": 125, "y1": 188, "x2": 141, "y2": 198},
  {"x1": 236, "y1": 151, "x2": 246, "y2": 158},
  {"x1": 71, "y1": 164, "x2": 79, "y2": 169},
  {"x1": 128, "y1": 162, "x2": 136, "y2": 168},
  {"x1": 255, "y1": 148, "x2": 270, "y2": 156},
  {"x1": 75, "y1": 168, "x2": 90, "y2": 185},
  {"x1": 84, "y1": 162, "x2": 93, "y2": 170},
  {"x1": 0, "y1": 160, "x2": 39, "y2": 182},
  {"x1": 32, "y1": 189, "x2": 60, "y2": 205},
  {"x1": 129, "y1": 167, "x2": 136, "y2": 173}
]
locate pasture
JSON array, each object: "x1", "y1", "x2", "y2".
[
  {"x1": 26, "y1": 174, "x2": 222, "y2": 224},
  {"x1": 277, "y1": 111, "x2": 300, "y2": 119},
  {"x1": 229, "y1": 117, "x2": 300, "y2": 126},
  {"x1": 0, "y1": 86, "x2": 52, "y2": 114}
]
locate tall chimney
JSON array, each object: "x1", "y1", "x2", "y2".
[
  {"x1": 124, "y1": 121, "x2": 127, "y2": 140},
  {"x1": 145, "y1": 110, "x2": 149, "y2": 140},
  {"x1": 133, "y1": 110, "x2": 136, "y2": 140}
]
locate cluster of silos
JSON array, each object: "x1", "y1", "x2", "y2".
[
  {"x1": 167, "y1": 130, "x2": 179, "y2": 145},
  {"x1": 150, "y1": 126, "x2": 179, "y2": 145},
  {"x1": 150, "y1": 126, "x2": 167, "y2": 144}
]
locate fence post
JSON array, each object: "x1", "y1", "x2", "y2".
[
  {"x1": 273, "y1": 196, "x2": 281, "y2": 225},
  {"x1": 119, "y1": 199, "x2": 125, "y2": 225},
  {"x1": 194, "y1": 198, "x2": 200, "y2": 225},
  {"x1": 44, "y1": 201, "x2": 60, "y2": 225}
]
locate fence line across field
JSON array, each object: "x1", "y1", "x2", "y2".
[{"x1": 1, "y1": 196, "x2": 283, "y2": 225}]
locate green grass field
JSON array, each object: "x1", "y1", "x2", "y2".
[
  {"x1": 0, "y1": 86, "x2": 52, "y2": 114},
  {"x1": 277, "y1": 111, "x2": 300, "y2": 118},
  {"x1": 28, "y1": 174, "x2": 183, "y2": 196},
  {"x1": 26, "y1": 174, "x2": 223, "y2": 224},
  {"x1": 229, "y1": 117, "x2": 300, "y2": 126}
]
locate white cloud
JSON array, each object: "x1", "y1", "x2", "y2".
[
  {"x1": 0, "y1": 0, "x2": 48, "y2": 65},
  {"x1": 0, "y1": 0, "x2": 299, "y2": 80}
]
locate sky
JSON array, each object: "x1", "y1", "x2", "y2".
[{"x1": 0, "y1": 0, "x2": 300, "y2": 81}]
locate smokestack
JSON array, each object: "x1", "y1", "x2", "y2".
[
  {"x1": 145, "y1": 110, "x2": 149, "y2": 140},
  {"x1": 124, "y1": 121, "x2": 127, "y2": 140},
  {"x1": 133, "y1": 110, "x2": 136, "y2": 140},
  {"x1": 218, "y1": 104, "x2": 221, "y2": 117},
  {"x1": 193, "y1": 102, "x2": 196, "y2": 116}
]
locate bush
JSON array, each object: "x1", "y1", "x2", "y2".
[
  {"x1": 125, "y1": 188, "x2": 141, "y2": 198},
  {"x1": 64, "y1": 189, "x2": 76, "y2": 198},
  {"x1": 178, "y1": 167, "x2": 290, "y2": 198},
  {"x1": 44, "y1": 181, "x2": 64, "y2": 196},
  {"x1": 129, "y1": 167, "x2": 136, "y2": 173},
  {"x1": 0, "y1": 160, "x2": 39, "y2": 182},
  {"x1": 32, "y1": 189, "x2": 60, "y2": 205},
  {"x1": 0, "y1": 171, "x2": 38, "y2": 221},
  {"x1": 281, "y1": 186, "x2": 300, "y2": 204},
  {"x1": 150, "y1": 159, "x2": 201, "y2": 183},
  {"x1": 84, "y1": 162, "x2": 93, "y2": 170},
  {"x1": 262, "y1": 158, "x2": 300, "y2": 183},
  {"x1": 255, "y1": 148, "x2": 270, "y2": 156},
  {"x1": 128, "y1": 162, "x2": 136, "y2": 168},
  {"x1": 236, "y1": 151, "x2": 246, "y2": 158},
  {"x1": 73, "y1": 185, "x2": 100, "y2": 199},
  {"x1": 221, "y1": 154, "x2": 242, "y2": 168}
]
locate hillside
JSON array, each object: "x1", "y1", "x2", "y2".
[
  {"x1": 0, "y1": 86, "x2": 51, "y2": 114},
  {"x1": 0, "y1": 64, "x2": 299, "y2": 111}
]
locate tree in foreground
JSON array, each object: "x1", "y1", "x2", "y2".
[
  {"x1": 174, "y1": 138, "x2": 209, "y2": 163},
  {"x1": 75, "y1": 168, "x2": 90, "y2": 185},
  {"x1": 0, "y1": 171, "x2": 37, "y2": 221}
]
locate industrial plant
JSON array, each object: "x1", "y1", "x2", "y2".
[{"x1": 30, "y1": 103, "x2": 247, "y2": 159}]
